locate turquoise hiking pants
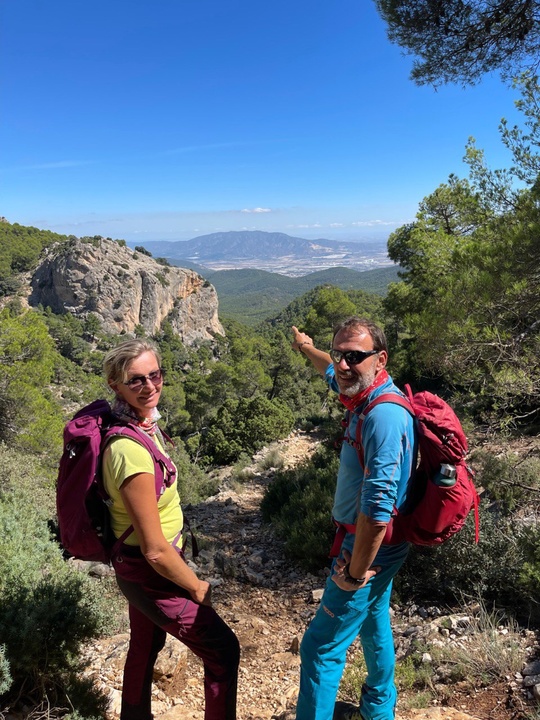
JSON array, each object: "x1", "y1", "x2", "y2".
[{"x1": 296, "y1": 558, "x2": 405, "y2": 720}]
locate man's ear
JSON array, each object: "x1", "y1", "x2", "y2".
[{"x1": 376, "y1": 350, "x2": 388, "y2": 371}]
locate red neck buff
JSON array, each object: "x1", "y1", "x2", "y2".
[{"x1": 339, "y1": 369, "x2": 389, "y2": 411}]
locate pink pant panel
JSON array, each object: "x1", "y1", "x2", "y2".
[{"x1": 115, "y1": 557, "x2": 239, "y2": 720}]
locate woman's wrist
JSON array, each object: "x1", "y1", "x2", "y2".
[{"x1": 190, "y1": 579, "x2": 211, "y2": 604}]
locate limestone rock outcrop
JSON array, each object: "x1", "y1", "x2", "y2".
[{"x1": 29, "y1": 237, "x2": 224, "y2": 344}]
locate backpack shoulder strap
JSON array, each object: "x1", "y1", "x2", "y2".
[
  {"x1": 105, "y1": 424, "x2": 175, "y2": 466},
  {"x1": 100, "y1": 424, "x2": 180, "y2": 557},
  {"x1": 354, "y1": 391, "x2": 415, "y2": 468},
  {"x1": 102, "y1": 424, "x2": 176, "y2": 500},
  {"x1": 359, "y1": 392, "x2": 415, "y2": 420}
]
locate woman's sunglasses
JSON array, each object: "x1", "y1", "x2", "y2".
[{"x1": 124, "y1": 368, "x2": 165, "y2": 391}]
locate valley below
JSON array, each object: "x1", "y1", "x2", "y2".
[{"x1": 196, "y1": 251, "x2": 393, "y2": 277}]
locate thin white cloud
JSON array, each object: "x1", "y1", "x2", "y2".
[
  {"x1": 288, "y1": 223, "x2": 322, "y2": 229},
  {"x1": 241, "y1": 207, "x2": 272, "y2": 214},
  {"x1": 351, "y1": 220, "x2": 399, "y2": 227},
  {"x1": 2, "y1": 159, "x2": 94, "y2": 172},
  {"x1": 329, "y1": 223, "x2": 344, "y2": 227}
]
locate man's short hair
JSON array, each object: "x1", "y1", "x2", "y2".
[{"x1": 332, "y1": 317, "x2": 388, "y2": 353}]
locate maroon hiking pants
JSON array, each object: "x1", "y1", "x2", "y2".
[{"x1": 113, "y1": 547, "x2": 239, "y2": 720}]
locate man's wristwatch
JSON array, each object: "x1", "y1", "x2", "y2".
[{"x1": 342, "y1": 563, "x2": 366, "y2": 587}]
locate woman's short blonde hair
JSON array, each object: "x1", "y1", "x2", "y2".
[{"x1": 103, "y1": 339, "x2": 162, "y2": 385}]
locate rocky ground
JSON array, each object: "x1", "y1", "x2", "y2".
[{"x1": 79, "y1": 430, "x2": 540, "y2": 720}]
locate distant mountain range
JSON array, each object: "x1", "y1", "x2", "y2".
[{"x1": 132, "y1": 230, "x2": 391, "y2": 277}]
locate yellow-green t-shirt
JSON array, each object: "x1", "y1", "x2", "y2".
[{"x1": 102, "y1": 434, "x2": 183, "y2": 546}]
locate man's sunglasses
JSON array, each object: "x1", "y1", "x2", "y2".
[
  {"x1": 124, "y1": 368, "x2": 165, "y2": 391},
  {"x1": 330, "y1": 349, "x2": 378, "y2": 365}
]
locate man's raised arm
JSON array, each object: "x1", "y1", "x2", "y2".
[{"x1": 291, "y1": 325, "x2": 332, "y2": 377}]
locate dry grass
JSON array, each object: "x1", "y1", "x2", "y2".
[{"x1": 433, "y1": 602, "x2": 524, "y2": 685}]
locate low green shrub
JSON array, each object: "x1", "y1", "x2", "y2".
[
  {"x1": 261, "y1": 443, "x2": 338, "y2": 571},
  {"x1": 395, "y1": 506, "x2": 540, "y2": 623},
  {"x1": 204, "y1": 396, "x2": 294, "y2": 465},
  {"x1": 399, "y1": 691, "x2": 433, "y2": 710},
  {"x1": 471, "y1": 449, "x2": 540, "y2": 513},
  {"x1": 0, "y1": 446, "x2": 111, "y2": 716},
  {"x1": 0, "y1": 276, "x2": 22, "y2": 296},
  {"x1": 394, "y1": 655, "x2": 433, "y2": 693},
  {"x1": 134, "y1": 245, "x2": 152, "y2": 256},
  {"x1": 518, "y1": 523, "x2": 540, "y2": 604}
]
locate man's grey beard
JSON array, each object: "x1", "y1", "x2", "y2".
[{"x1": 339, "y1": 369, "x2": 376, "y2": 397}]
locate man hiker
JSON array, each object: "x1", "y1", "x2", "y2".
[{"x1": 291, "y1": 318, "x2": 417, "y2": 720}]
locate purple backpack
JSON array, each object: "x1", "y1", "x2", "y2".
[{"x1": 56, "y1": 399, "x2": 177, "y2": 563}]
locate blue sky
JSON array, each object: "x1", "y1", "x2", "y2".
[{"x1": 1, "y1": 0, "x2": 524, "y2": 245}]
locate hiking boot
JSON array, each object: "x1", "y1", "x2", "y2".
[{"x1": 333, "y1": 701, "x2": 364, "y2": 720}]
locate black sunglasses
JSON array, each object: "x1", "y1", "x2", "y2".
[
  {"x1": 124, "y1": 368, "x2": 165, "y2": 391},
  {"x1": 330, "y1": 349, "x2": 378, "y2": 365}
]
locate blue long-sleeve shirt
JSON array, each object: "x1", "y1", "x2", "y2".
[{"x1": 326, "y1": 364, "x2": 417, "y2": 564}]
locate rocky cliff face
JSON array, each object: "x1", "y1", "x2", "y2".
[{"x1": 29, "y1": 237, "x2": 224, "y2": 343}]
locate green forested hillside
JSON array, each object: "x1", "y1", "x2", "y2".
[
  {"x1": 208, "y1": 265, "x2": 399, "y2": 324},
  {"x1": 0, "y1": 221, "x2": 70, "y2": 295}
]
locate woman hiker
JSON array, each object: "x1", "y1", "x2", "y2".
[{"x1": 102, "y1": 338, "x2": 239, "y2": 720}]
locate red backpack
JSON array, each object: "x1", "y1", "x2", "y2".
[
  {"x1": 56, "y1": 399, "x2": 177, "y2": 563},
  {"x1": 348, "y1": 385, "x2": 480, "y2": 546}
]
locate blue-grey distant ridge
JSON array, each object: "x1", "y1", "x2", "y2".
[{"x1": 132, "y1": 230, "x2": 383, "y2": 262}]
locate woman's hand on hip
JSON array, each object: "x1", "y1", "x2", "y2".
[{"x1": 190, "y1": 579, "x2": 213, "y2": 607}]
